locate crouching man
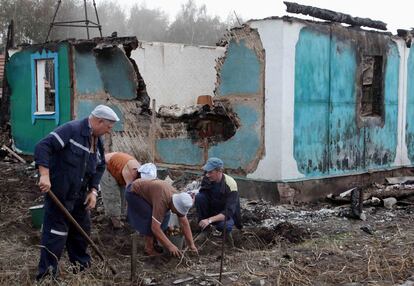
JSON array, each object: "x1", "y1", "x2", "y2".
[
  {"x1": 125, "y1": 164, "x2": 197, "y2": 256},
  {"x1": 196, "y1": 157, "x2": 242, "y2": 245}
]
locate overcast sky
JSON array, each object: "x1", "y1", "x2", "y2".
[{"x1": 114, "y1": 0, "x2": 413, "y2": 34}]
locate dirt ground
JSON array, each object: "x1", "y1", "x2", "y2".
[{"x1": 1, "y1": 157, "x2": 414, "y2": 286}]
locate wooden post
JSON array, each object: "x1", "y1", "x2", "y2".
[
  {"x1": 203, "y1": 138, "x2": 209, "y2": 162},
  {"x1": 151, "y1": 99, "x2": 156, "y2": 162},
  {"x1": 131, "y1": 232, "x2": 138, "y2": 281}
]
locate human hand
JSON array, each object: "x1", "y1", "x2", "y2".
[
  {"x1": 84, "y1": 190, "x2": 97, "y2": 210},
  {"x1": 198, "y1": 218, "x2": 211, "y2": 230},
  {"x1": 168, "y1": 244, "x2": 182, "y2": 257},
  {"x1": 189, "y1": 243, "x2": 198, "y2": 254},
  {"x1": 38, "y1": 175, "x2": 51, "y2": 193}
]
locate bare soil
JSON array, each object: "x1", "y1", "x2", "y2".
[{"x1": 1, "y1": 159, "x2": 414, "y2": 286}]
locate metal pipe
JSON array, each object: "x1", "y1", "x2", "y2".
[
  {"x1": 52, "y1": 24, "x2": 101, "y2": 28},
  {"x1": 83, "y1": 0, "x2": 90, "y2": 39},
  {"x1": 92, "y1": 0, "x2": 103, "y2": 37},
  {"x1": 52, "y1": 20, "x2": 90, "y2": 24},
  {"x1": 45, "y1": 0, "x2": 62, "y2": 43}
]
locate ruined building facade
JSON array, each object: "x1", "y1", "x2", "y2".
[{"x1": 5, "y1": 16, "x2": 414, "y2": 200}]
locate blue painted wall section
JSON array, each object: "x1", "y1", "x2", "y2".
[
  {"x1": 328, "y1": 36, "x2": 363, "y2": 174},
  {"x1": 74, "y1": 47, "x2": 137, "y2": 100},
  {"x1": 294, "y1": 29, "x2": 331, "y2": 175},
  {"x1": 406, "y1": 46, "x2": 414, "y2": 163},
  {"x1": 294, "y1": 28, "x2": 400, "y2": 177},
  {"x1": 208, "y1": 104, "x2": 260, "y2": 168},
  {"x1": 364, "y1": 43, "x2": 399, "y2": 169},
  {"x1": 74, "y1": 50, "x2": 104, "y2": 95},
  {"x1": 218, "y1": 39, "x2": 260, "y2": 96},
  {"x1": 95, "y1": 48, "x2": 137, "y2": 100},
  {"x1": 213, "y1": 36, "x2": 264, "y2": 171},
  {"x1": 76, "y1": 100, "x2": 124, "y2": 132},
  {"x1": 156, "y1": 139, "x2": 203, "y2": 165}
]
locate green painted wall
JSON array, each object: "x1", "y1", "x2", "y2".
[{"x1": 7, "y1": 44, "x2": 72, "y2": 153}]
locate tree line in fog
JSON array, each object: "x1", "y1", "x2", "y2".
[{"x1": 0, "y1": 0, "x2": 242, "y2": 47}]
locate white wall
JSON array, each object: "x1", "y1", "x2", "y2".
[
  {"x1": 247, "y1": 19, "x2": 304, "y2": 181},
  {"x1": 394, "y1": 39, "x2": 411, "y2": 167},
  {"x1": 131, "y1": 42, "x2": 225, "y2": 108}
]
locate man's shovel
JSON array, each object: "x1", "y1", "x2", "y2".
[{"x1": 46, "y1": 189, "x2": 117, "y2": 275}]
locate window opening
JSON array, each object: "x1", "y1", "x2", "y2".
[
  {"x1": 31, "y1": 50, "x2": 59, "y2": 125},
  {"x1": 361, "y1": 55, "x2": 383, "y2": 117},
  {"x1": 35, "y1": 59, "x2": 55, "y2": 114}
]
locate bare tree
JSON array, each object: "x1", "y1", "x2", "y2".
[
  {"x1": 127, "y1": 4, "x2": 169, "y2": 42},
  {"x1": 97, "y1": 0, "x2": 127, "y2": 37},
  {"x1": 0, "y1": 0, "x2": 237, "y2": 46},
  {"x1": 167, "y1": 0, "x2": 228, "y2": 45}
]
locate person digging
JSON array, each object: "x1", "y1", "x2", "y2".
[{"x1": 125, "y1": 164, "x2": 197, "y2": 256}]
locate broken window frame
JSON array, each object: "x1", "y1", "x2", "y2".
[
  {"x1": 359, "y1": 54, "x2": 384, "y2": 120},
  {"x1": 31, "y1": 50, "x2": 60, "y2": 125}
]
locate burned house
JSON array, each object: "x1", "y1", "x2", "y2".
[
  {"x1": 4, "y1": 5, "x2": 414, "y2": 201},
  {"x1": 5, "y1": 37, "x2": 226, "y2": 162}
]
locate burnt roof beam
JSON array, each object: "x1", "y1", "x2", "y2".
[{"x1": 284, "y1": 1, "x2": 387, "y2": 31}]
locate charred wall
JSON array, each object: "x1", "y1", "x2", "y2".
[
  {"x1": 153, "y1": 26, "x2": 265, "y2": 174},
  {"x1": 293, "y1": 23, "x2": 399, "y2": 177},
  {"x1": 72, "y1": 38, "x2": 153, "y2": 162}
]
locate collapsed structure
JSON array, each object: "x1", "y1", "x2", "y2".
[{"x1": 3, "y1": 3, "x2": 414, "y2": 202}]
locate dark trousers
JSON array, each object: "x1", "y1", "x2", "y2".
[
  {"x1": 195, "y1": 192, "x2": 234, "y2": 233},
  {"x1": 37, "y1": 195, "x2": 91, "y2": 280},
  {"x1": 125, "y1": 186, "x2": 170, "y2": 235}
]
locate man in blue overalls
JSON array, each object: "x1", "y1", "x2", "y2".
[{"x1": 34, "y1": 105, "x2": 119, "y2": 280}]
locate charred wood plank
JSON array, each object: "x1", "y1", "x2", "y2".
[
  {"x1": 363, "y1": 186, "x2": 414, "y2": 200},
  {"x1": 284, "y1": 2, "x2": 387, "y2": 30}
]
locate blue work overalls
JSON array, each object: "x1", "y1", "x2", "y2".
[{"x1": 34, "y1": 117, "x2": 105, "y2": 279}]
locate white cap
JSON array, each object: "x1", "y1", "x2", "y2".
[
  {"x1": 172, "y1": 192, "x2": 193, "y2": 216},
  {"x1": 138, "y1": 163, "x2": 157, "y2": 180},
  {"x1": 91, "y1": 105, "x2": 120, "y2": 122}
]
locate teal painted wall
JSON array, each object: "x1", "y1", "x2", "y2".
[
  {"x1": 95, "y1": 48, "x2": 137, "y2": 100},
  {"x1": 76, "y1": 100, "x2": 124, "y2": 131},
  {"x1": 294, "y1": 30, "x2": 330, "y2": 175},
  {"x1": 218, "y1": 39, "x2": 261, "y2": 96},
  {"x1": 74, "y1": 47, "x2": 137, "y2": 100},
  {"x1": 156, "y1": 139, "x2": 203, "y2": 165},
  {"x1": 364, "y1": 44, "x2": 399, "y2": 168},
  {"x1": 211, "y1": 39, "x2": 263, "y2": 170},
  {"x1": 328, "y1": 36, "x2": 363, "y2": 174},
  {"x1": 74, "y1": 50, "x2": 104, "y2": 95},
  {"x1": 7, "y1": 44, "x2": 72, "y2": 154},
  {"x1": 406, "y1": 46, "x2": 414, "y2": 162},
  {"x1": 294, "y1": 28, "x2": 399, "y2": 177},
  {"x1": 208, "y1": 104, "x2": 261, "y2": 168}
]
